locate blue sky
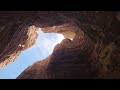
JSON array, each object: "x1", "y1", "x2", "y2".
[{"x1": 0, "y1": 28, "x2": 64, "y2": 79}]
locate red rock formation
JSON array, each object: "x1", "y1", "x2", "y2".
[
  {"x1": 18, "y1": 33, "x2": 94, "y2": 79},
  {"x1": 0, "y1": 11, "x2": 120, "y2": 79},
  {"x1": 0, "y1": 11, "x2": 67, "y2": 68}
]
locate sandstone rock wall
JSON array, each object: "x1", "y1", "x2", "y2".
[
  {"x1": 0, "y1": 11, "x2": 67, "y2": 68},
  {"x1": 0, "y1": 11, "x2": 120, "y2": 79},
  {"x1": 0, "y1": 12, "x2": 39, "y2": 68}
]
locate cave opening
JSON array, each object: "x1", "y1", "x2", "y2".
[
  {"x1": 0, "y1": 24, "x2": 76, "y2": 79},
  {"x1": 0, "y1": 28, "x2": 66, "y2": 79}
]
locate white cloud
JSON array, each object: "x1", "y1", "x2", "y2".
[{"x1": 36, "y1": 28, "x2": 64, "y2": 56}]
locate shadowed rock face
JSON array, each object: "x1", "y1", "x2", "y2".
[
  {"x1": 18, "y1": 34, "x2": 94, "y2": 79},
  {"x1": 0, "y1": 11, "x2": 68, "y2": 68},
  {"x1": 0, "y1": 11, "x2": 120, "y2": 79}
]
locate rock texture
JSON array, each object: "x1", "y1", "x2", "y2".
[
  {"x1": 0, "y1": 11, "x2": 120, "y2": 79},
  {"x1": 0, "y1": 13, "x2": 38, "y2": 68},
  {"x1": 18, "y1": 37, "x2": 94, "y2": 79},
  {"x1": 0, "y1": 11, "x2": 67, "y2": 68}
]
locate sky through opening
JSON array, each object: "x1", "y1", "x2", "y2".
[{"x1": 0, "y1": 28, "x2": 64, "y2": 79}]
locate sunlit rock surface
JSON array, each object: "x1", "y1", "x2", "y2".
[{"x1": 0, "y1": 11, "x2": 120, "y2": 79}]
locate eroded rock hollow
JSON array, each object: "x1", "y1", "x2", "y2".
[{"x1": 0, "y1": 11, "x2": 120, "y2": 79}]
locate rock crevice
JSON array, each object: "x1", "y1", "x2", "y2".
[{"x1": 0, "y1": 11, "x2": 120, "y2": 79}]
